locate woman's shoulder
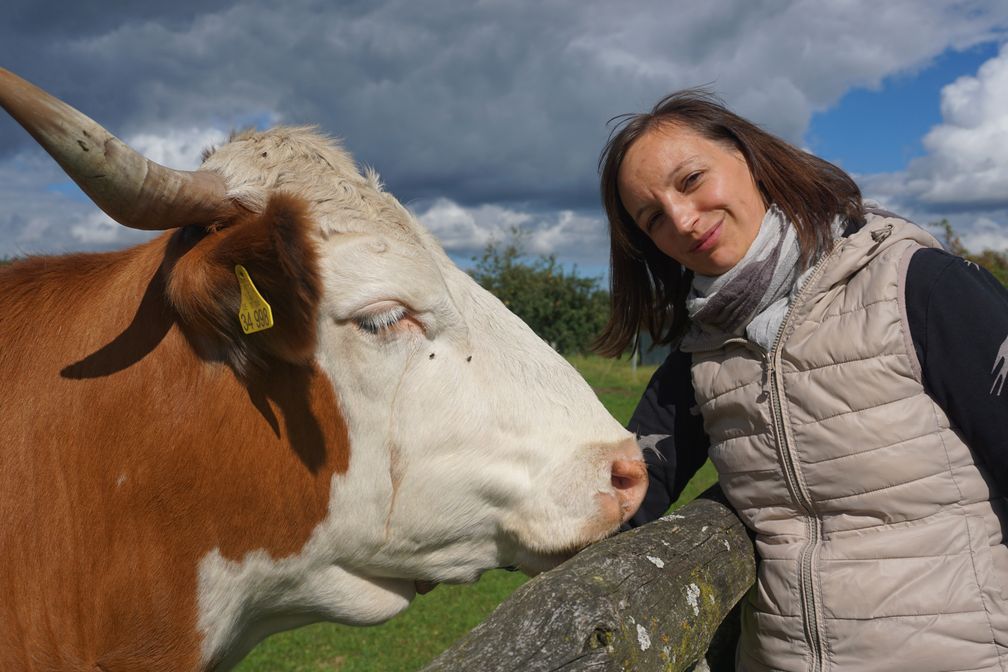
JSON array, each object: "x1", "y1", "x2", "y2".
[
  {"x1": 639, "y1": 348, "x2": 698, "y2": 405},
  {"x1": 859, "y1": 205, "x2": 941, "y2": 249},
  {"x1": 905, "y1": 246, "x2": 1008, "y2": 315}
]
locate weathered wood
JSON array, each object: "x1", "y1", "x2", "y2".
[{"x1": 421, "y1": 489, "x2": 755, "y2": 672}]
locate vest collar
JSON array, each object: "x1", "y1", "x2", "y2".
[{"x1": 679, "y1": 211, "x2": 941, "y2": 354}]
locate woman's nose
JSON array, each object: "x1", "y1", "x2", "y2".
[{"x1": 660, "y1": 194, "x2": 697, "y2": 234}]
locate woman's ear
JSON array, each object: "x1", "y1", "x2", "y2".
[{"x1": 164, "y1": 192, "x2": 322, "y2": 375}]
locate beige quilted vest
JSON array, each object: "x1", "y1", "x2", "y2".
[{"x1": 682, "y1": 214, "x2": 1008, "y2": 671}]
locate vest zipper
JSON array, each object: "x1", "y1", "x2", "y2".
[
  {"x1": 763, "y1": 245, "x2": 840, "y2": 672},
  {"x1": 766, "y1": 348, "x2": 825, "y2": 672}
]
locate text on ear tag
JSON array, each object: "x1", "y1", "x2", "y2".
[{"x1": 235, "y1": 265, "x2": 274, "y2": 334}]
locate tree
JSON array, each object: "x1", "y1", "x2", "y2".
[
  {"x1": 470, "y1": 235, "x2": 609, "y2": 355},
  {"x1": 938, "y1": 219, "x2": 1008, "y2": 287}
]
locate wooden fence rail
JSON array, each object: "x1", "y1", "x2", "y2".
[{"x1": 421, "y1": 489, "x2": 755, "y2": 672}]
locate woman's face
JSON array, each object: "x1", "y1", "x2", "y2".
[{"x1": 617, "y1": 123, "x2": 767, "y2": 276}]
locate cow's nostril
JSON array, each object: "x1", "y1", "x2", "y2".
[
  {"x1": 611, "y1": 458, "x2": 646, "y2": 490},
  {"x1": 612, "y1": 473, "x2": 635, "y2": 489},
  {"x1": 610, "y1": 458, "x2": 647, "y2": 522}
]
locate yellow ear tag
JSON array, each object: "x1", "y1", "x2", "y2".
[{"x1": 235, "y1": 265, "x2": 274, "y2": 334}]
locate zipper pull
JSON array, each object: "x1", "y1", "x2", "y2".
[{"x1": 871, "y1": 224, "x2": 893, "y2": 243}]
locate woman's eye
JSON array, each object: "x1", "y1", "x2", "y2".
[
  {"x1": 683, "y1": 171, "x2": 702, "y2": 189},
  {"x1": 356, "y1": 306, "x2": 407, "y2": 335},
  {"x1": 645, "y1": 213, "x2": 661, "y2": 233}
]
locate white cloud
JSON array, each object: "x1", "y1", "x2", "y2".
[
  {"x1": 526, "y1": 210, "x2": 610, "y2": 259},
  {"x1": 416, "y1": 198, "x2": 609, "y2": 266},
  {"x1": 859, "y1": 43, "x2": 1008, "y2": 251},
  {"x1": 859, "y1": 170, "x2": 1008, "y2": 252},
  {"x1": 127, "y1": 126, "x2": 229, "y2": 170},
  {"x1": 908, "y1": 43, "x2": 1008, "y2": 208},
  {"x1": 69, "y1": 210, "x2": 157, "y2": 247},
  {"x1": 0, "y1": 122, "x2": 232, "y2": 257},
  {"x1": 960, "y1": 215, "x2": 1008, "y2": 250},
  {"x1": 0, "y1": 153, "x2": 86, "y2": 257},
  {"x1": 417, "y1": 198, "x2": 530, "y2": 252}
]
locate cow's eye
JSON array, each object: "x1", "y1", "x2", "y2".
[{"x1": 356, "y1": 305, "x2": 407, "y2": 335}]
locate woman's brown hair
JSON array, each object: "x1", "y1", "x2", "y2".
[{"x1": 593, "y1": 89, "x2": 865, "y2": 357}]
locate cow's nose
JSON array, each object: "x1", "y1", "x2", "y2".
[{"x1": 610, "y1": 440, "x2": 648, "y2": 523}]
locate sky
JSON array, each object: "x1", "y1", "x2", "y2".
[{"x1": 2, "y1": 0, "x2": 1008, "y2": 274}]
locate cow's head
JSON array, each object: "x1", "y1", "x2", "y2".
[
  {"x1": 188, "y1": 126, "x2": 647, "y2": 578},
  {"x1": 0, "y1": 68, "x2": 646, "y2": 640}
]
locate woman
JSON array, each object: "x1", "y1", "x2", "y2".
[{"x1": 597, "y1": 91, "x2": 1008, "y2": 671}]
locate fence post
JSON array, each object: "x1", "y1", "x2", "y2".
[{"x1": 421, "y1": 488, "x2": 755, "y2": 672}]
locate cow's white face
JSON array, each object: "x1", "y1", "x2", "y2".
[
  {"x1": 192, "y1": 127, "x2": 645, "y2": 666},
  {"x1": 315, "y1": 229, "x2": 636, "y2": 577}
]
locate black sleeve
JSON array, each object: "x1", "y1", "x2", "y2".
[
  {"x1": 624, "y1": 348, "x2": 710, "y2": 528},
  {"x1": 906, "y1": 248, "x2": 1008, "y2": 491}
]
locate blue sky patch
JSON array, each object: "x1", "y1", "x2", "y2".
[{"x1": 807, "y1": 42, "x2": 1001, "y2": 174}]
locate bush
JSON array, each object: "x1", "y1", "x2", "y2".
[
  {"x1": 469, "y1": 236, "x2": 608, "y2": 355},
  {"x1": 939, "y1": 219, "x2": 1008, "y2": 287}
]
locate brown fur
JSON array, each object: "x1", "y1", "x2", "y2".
[{"x1": 0, "y1": 194, "x2": 349, "y2": 670}]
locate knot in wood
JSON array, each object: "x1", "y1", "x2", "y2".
[{"x1": 585, "y1": 626, "x2": 614, "y2": 650}]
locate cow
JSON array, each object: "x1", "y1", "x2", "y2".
[{"x1": 0, "y1": 69, "x2": 647, "y2": 671}]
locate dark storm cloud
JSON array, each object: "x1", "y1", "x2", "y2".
[
  {"x1": 3, "y1": 1, "x2": 232, "y2": 141},
  {"x1": 1, "y1": 0, "x2": 1007, "y2": 258},
  {"x1": 2, "y1": 0, "x2": 674, "y2": 215}
]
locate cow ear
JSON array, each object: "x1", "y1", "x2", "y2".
[{"x1": 165, "y1": 192, "x2": 322, "y2": 375}]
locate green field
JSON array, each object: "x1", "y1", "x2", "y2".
[{"x1": 236, "y1": 355, "x2": 718, "y2": 672}]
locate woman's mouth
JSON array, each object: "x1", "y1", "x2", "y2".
[{"x1": 690, "y1": 219, "x2": 723, "y2": 253}]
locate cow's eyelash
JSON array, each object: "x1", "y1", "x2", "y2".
[{"x1": 356, "y1": 306, "x2": 408, "y2": 334}]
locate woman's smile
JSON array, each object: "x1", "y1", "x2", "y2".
[{"x1": 690, "y1": 217, "x2": 723, "y2": 253}]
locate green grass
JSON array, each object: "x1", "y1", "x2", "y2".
[
  {"x1": 236, "y1": 355, "x2": 718, "y2": 672},
  {"x1": 566, "y1": 353, "x2": 658, "y2": 425},
  {"x1": 236, "y1": 570, "x2": 529, "y2": 672}
]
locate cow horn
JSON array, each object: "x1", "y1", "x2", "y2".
[{"x1": 0, "y1": 68, "x2": 231, "y2": 231}]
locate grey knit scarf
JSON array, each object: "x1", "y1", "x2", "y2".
[{"x1": 686, "y1": 205, "x2": 802, "y2": 349}]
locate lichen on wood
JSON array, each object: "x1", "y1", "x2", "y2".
[{"x1": 420, "y1": 488, "x2": 755, "y2": 672}]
